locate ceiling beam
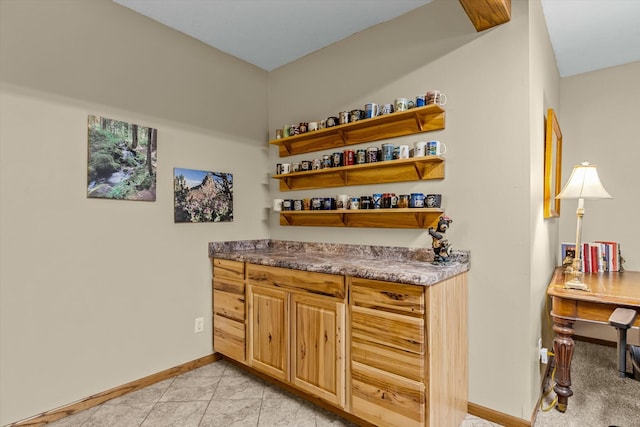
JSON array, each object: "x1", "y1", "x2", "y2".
[{"x1": 458, "y1": 0, "x2": 511, "y2": 32}]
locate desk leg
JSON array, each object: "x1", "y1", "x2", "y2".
[{"x1": 552, "y1": 316, "x2": 575, "y2": 412}]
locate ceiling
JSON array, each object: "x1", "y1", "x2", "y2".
[{"x1": 113, "y1": 0, "x2": 640, "y2": 77}]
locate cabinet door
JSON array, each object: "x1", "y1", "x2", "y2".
[
  {"x1": 291, "y1": 294, "x2": 345, "y2": 408},
  {"x1": 248, "y1": 285, "x2": 288, "y2": 381}
]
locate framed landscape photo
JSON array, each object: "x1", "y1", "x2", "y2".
[
  {"x1": 87, "y1": 115, "x2": 157, "y2": 201},
  {"x1": 544, "y1": 108, "x2": 562, "y2": 218},
  {"x1": 173, "y1": 168, "x2": 233, "y2": 223}
]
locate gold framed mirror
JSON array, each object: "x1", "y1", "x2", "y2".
[{"x1": 544, "y1": 108, "x2": 562, "y2": 218}]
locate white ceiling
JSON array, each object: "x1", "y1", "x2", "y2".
[{"x1": 113, "y1": 0, "x2": 640, "y2": 77}]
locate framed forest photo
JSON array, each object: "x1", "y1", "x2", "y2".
[
  {"x1": 173, "y1": 168, "x2": 233, "y2": 223},
  {"x1": 87, "y1": 115, "x2": 157, "y2": 201},
  {"x1": 544, "y1": 108, "x2": 562, "y2": 218}
]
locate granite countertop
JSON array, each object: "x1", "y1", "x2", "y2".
[{"x1": 209, "y1": 240, "x2": 469, "y2": 286}]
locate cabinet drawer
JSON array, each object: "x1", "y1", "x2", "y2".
[
  {"x1": 247, "y1": 264, "x2": 345, "y2": 299},
  {"x1": 351, "y1": 361, "x2": 424, "y2": 427},
  {"x1": 351, "y1": 305, "x2": 424, "y2": 381},
  {"x1": 213, "y1": 314, "x2": 245, "y2": 362},
  {"x1": 213, "y1": 258, "x2": 245, "y2": 281},
  {"x1": 213, "y1": 276, "x2": 245, "y2": 295},
  {"x1": 350, "y1": 277, "x2": 424, "y2": 316},
  {"x1": 213, "y1": 289, "x2": 245, "y2": 322}
]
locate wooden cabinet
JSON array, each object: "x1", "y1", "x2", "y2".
[
  {"x1": 211, "y1": 258, "x2": 467, "y2": 427},
  {"x1": 349, "y1": 275, "x2": 468, "y2": 427},
  {"x1": 246, "y1": 263, "x2": 346, "y2": 408},
  {"x1": 350, "y1": 278, "x2": 426, "y2": 427},
  {"x1": 212, "y1": 259, "x2": 246, "y2": 362},
  {"x1": 270, "y1": 105, "x2": 447, "y2": 229}
]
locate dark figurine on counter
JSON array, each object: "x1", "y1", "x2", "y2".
[{"x1": 429, "y1": 215, "x2": 453, "y2": 264}]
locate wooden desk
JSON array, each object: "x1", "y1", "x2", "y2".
[{"x1": 547, "y1": 267, "x2": 640, "y2": 412}]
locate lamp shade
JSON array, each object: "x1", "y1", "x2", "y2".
[{"x1": 556, "y1": 162, "x2": 612, "y2": 200}]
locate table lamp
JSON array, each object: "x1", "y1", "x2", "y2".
[{"x1": 556, "y1": 162, "x2": 612, "y2": 290}]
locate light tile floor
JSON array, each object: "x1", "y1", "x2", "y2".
[{"x1": 48, "y1": 359, "x2": 503, "y2": 427}]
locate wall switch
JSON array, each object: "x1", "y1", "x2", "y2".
[{"x1": 194, "y1": 317, "x2": 204, "y2": 333}]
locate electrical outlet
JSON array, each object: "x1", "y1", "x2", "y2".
[
  {"x1": 540, "y1": 347, "x2": 549, "y2": 364},
  {"x1": 194, "y1": 317, "x2": 204, "y2": 333}
]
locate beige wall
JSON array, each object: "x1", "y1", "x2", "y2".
[
  {"x1": 559, "y1": 60, "x2": 640, "y2": 343},
  {"x1": 268, "y1": 0, "x2": 550, "y2": 419},
  {"x1": 527, "y1": 0, "x2": 562, "y2": 415},
  {"x1": 0, "y1": 0, "x2": 269, "y2": 424},
  {"x1": 3, "y1": 0, "x2": 637, "y2": 424}
]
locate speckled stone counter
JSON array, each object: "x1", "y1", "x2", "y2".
[{"x1": 209, "y1": 239, "x2": 469, "y2": 286}]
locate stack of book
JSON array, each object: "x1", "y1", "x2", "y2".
[{"x1": 561, "y1": 241, "x2": 622, "y2": 272}]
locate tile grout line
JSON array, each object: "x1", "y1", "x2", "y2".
[{"x1": 197, "y1": 363, "x2": 226, "y2": 427}]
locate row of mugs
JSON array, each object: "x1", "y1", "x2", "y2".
[
  {"x1": 274, "y1": 90, "x2": 448, "y2": 139},
  {"x1": 273, "y1": 193, "x2": 442, "y2": 211},
  {"x1": 276, "y1": 141, "x2": 446, "y2": 174}
]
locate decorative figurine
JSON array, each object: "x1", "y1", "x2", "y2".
[{"x1": 429, "y1": 215, "x2": 453, "y2": 264}]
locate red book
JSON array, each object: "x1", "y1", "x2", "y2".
[
  {"x1": 595, "y1": 241, "x2": 620, "y2": 271},
  {"x1": 582, "y1": 243, "x2": 590, "y2": 272}
]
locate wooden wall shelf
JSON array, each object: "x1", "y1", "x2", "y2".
[
  {"x1": 273, "y1": 156, "x2": 445, "y2": 191},
  {"x1": 270, "y1": 105, "x2": 445, "y2": 157},
  {"x1": 279, "y1": 208, "x2": 444, "y2": 229}
]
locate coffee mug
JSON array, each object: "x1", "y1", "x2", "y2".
[
  {"x1": 339, "y1": 111, "x2": 349, "y2": 125},
  {"x1": 332, "y1": 152, "x2": 343, "y2": 167},
  {"x1": 416, "y1": 95, "x2": 426, "y2": 107},
  {"x1": 280, "y1": 163, "x2": 291, "y2": 174},
  {"x1": 394, "y1": 98, "x2": 408, "y2": 112},
  {"x1": 381, "y1": 143, "x2": 394, "y2": 161},
  {"x1": 414, "y1": 141, "x2": 427, "y2": 157},
  {"x1": 360, "y1": 196, "x2": 372, "y2": 209},
  {"x1": 372, "y1": 193, "x2": 383, "y2": 209},
  {"x1": 397, "y1": 194, "x2": 410, "y2": 208},
  {"x1": 308, "y1": 121, "x2": 318, "y2": 131},
  {"x1": 349, "y1": 197, "x2": 360, "y2": 210},
  {"x1": 311, "y1": 197, "x2": 323, "y2": 210},
  {"x1": 323, "y1": 197, "x2": 336, "y2": 210},
  {"x1": 425, "y1": 194, "x2": 442, "y2": 208},
  {"x1": 336, "y1": 194, "x2": 349, "y2": 210},
  {"x1": 282, "y1": 199, "x2": 293, "y2": 211},
  {"x1": 426, "y1": 90, "x2": 447, "y2": 106},
  {"x1": 381, "y1": 103, "x2": 394, "y2": 115},
  {"x1": 326, "y1": 116, "x2": 340, "y2": 127},
  {"x1": 399, "y1": 145, "x2": 410, "y2": 159},
  {"x1": 409, "y1": 193, "x2": 425, "y2": 208},
  {"x1": 366, "y1": 147, "x2": 378, "y2": 163},
  {"x1": 273, "y1": 199, "x2": 284, "y2": 211},
  {"x1": 350, "y1": 109, "x2": 365, "y2": 122},
  {"x1": 293, "y1": 199, "x2": 303, "y2": 211},
  {"x1": 364, "y1": 103, "x2": 379, "y2": 119},
  {"x1": 427, "y1": 140, "x2": 447, "y2": 156}
]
